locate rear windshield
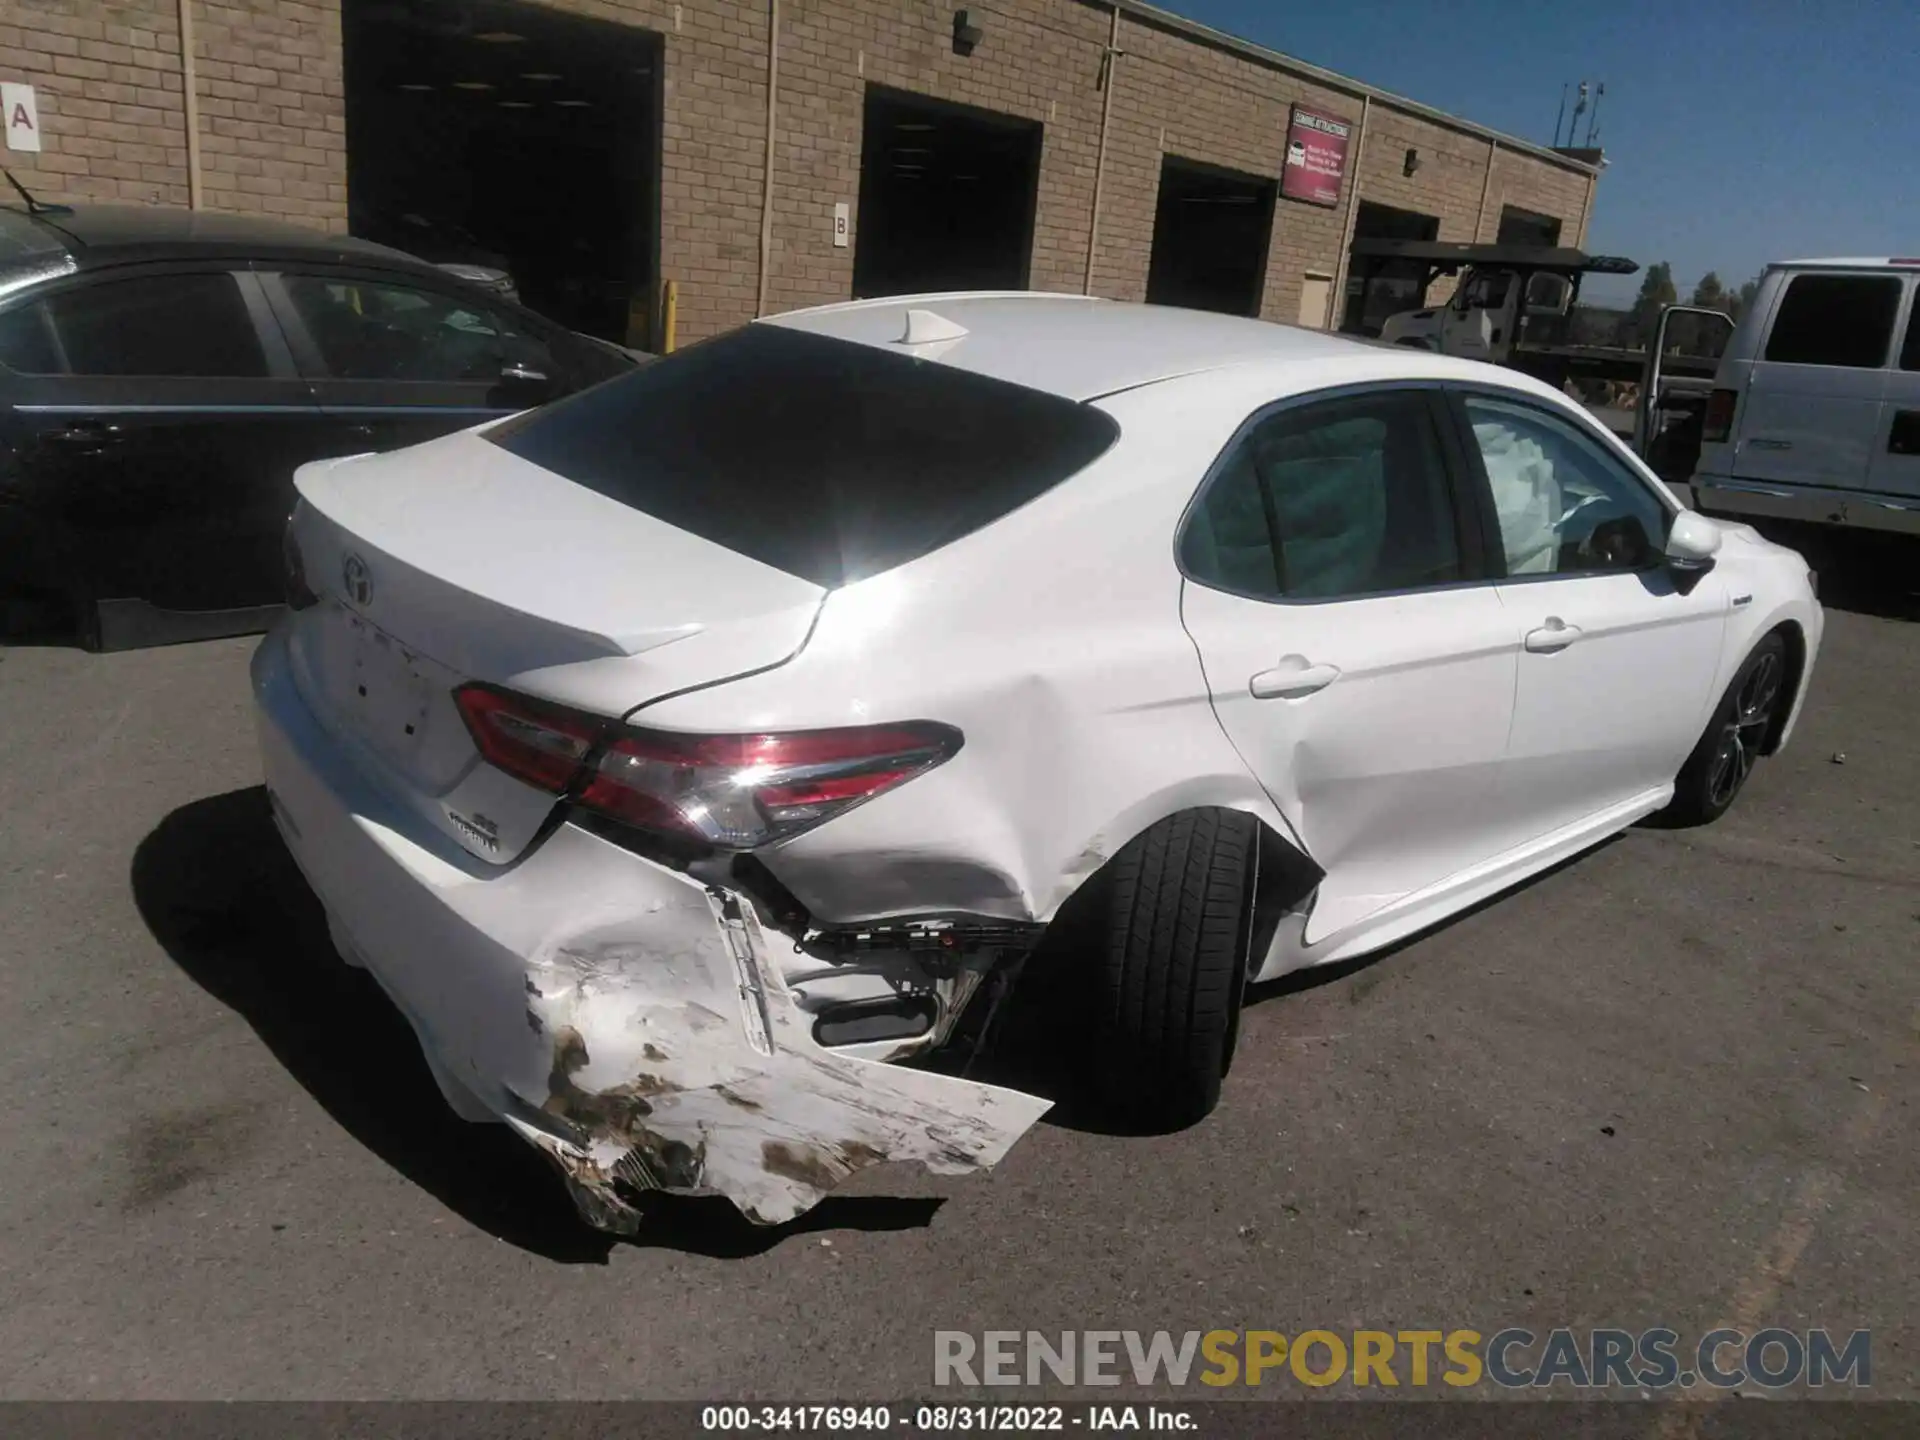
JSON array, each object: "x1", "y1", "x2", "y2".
[{"x1": 486, "y1": 322, "x2": 1120, "y2": 588}]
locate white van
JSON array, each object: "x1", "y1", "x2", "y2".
[{"x1": 1690, "y1": 258, "x2": 1920, "y2": 535}]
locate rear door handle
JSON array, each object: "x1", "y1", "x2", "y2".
[
  {"x1": 1524, "y1": 617, "x2": 1583, "y2": 653},
  {"x1": 1249, "y1": 657, "x2": 1341, "y2": 700}
]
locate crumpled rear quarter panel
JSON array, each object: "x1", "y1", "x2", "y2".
[{"x1": 254, "y1": 628, "x2": 1050, "y2": 1232}]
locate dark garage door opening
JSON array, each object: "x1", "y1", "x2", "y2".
[
  {"x1": 342, "y1": 0, "x2": 661, "y2": 345},
  {"x1": 1497, "y1": 205, "x2": 1563, "y2": 248},
  {"x1": 853, "y1": 88, "x2": 1042, "y2": 299},
  {"x1": 1342, "y1": 201, "x2": 1439, "y2": 335},
  {"x1": 1144, "y1": 157, "x2": 1276, "y2": 317}
]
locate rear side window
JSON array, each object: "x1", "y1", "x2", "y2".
[
  {"x1": 1763, "y1": 274, "x2": 1902, "y2": 368},
  {"x1": 486, "y1": 324, "x2": 1119, "y2": 588},
  {"x1": 0, "y1": 302, "x2": 62, "y2": 374},
  {"x1": 1180, "y1": 390, "x2": 1464, "y2": 601},
  {"x1": 1, "y1": 273, "x2": 267, "y2": 378}
]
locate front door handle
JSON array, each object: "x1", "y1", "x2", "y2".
[
  {"x1": 1249, "y1": 657, "x2": 1341, "y2": 700},
  {"x1": 1524, "y1": 617, "x2": 1583, "y2": 653}
]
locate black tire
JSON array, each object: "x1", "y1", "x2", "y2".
[
  {"x1": 1663, "y1": 632, "x2": 1789, "y2": 827},
  {"x1": 1087, "y1": 808, "x2": 1260, "y2": 1128}
]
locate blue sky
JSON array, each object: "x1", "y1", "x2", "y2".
[{"x1": 1163, "y1": 0, "x2": 1918, "y2": 305}]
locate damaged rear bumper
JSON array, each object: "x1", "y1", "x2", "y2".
[{"x1": 251, "y1": 630, "x2": 1050, "y2": 1232}]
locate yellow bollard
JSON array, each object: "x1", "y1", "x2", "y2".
[{"x1": 662, "y1": 279, "x2": 678, "y2": 354}]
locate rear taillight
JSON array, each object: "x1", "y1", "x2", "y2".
[
  {"x1": 455, "y1": 685, "x2": 600, "y2": 792},
  {"x1": 1703, "y1": 387, "x2": 1739, "y2": 444},
  {"x1": 453, "y1": 683, "x2": 961, "y2": 850},
  {"x1": 283, "y1": 520, "x2": 318, "y2": 611}
]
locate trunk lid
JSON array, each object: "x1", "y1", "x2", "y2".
[{"x1": 284, "y1": 427, "x2": 825, "y2": 864}]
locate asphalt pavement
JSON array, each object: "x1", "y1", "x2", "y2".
[{"x1": 0, "y1": 532, "x2": 1914, "y2": 1402}]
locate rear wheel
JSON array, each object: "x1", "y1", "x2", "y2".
[
  {"x1": 1085, "y1": 808, "x2": 1259, "y2": 1128},
  {"x1": 1664, "y1": 633, "x2": 1788, "y2": 826}
]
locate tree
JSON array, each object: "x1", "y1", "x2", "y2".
[
  {"x1": 1731, "y1": 276, "x2": 1760, "y2": 324},
  {"x1": 1678, "y1": 271, "x2": 1740, "y2": 354},
  {"x1": 1629, "y1": 261, "x2": 1677, "y2": 345},
  {"x1": 1690, "y1": 271, "x2": 1727, "y2": 311}
]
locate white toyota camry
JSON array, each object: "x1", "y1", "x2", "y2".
[{"x1": 255, "y1": 292, "x2": 1823, "y2": 1231}]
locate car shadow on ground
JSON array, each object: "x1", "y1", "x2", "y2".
[
  {"x1": 1740, "y1": 523, "x2": 1918, "y2": 622},
  {"x1": 137, "y1": 789, "x2": 1630, "y2": 1244},
  {"x1": 976, "y1": 837, "x2": 1623, "y2": 1139},
  {"x1": 131, "y1": 786, "x2": 944, "y2": 1264},
  {"x1": 0, "y1": 598, "x2": 81, "y2": 649}
]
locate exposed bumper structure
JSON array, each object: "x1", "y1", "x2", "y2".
[{"x1": 251, "y1": 629, "x2": 1049, "y2": 1233}]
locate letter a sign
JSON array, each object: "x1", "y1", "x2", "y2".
[{"x1": 3, "y1": 84, "x2": 43, "y2": 153}]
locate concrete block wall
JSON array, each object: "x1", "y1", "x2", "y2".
[
  {"x1": 1, "y1": 0, "x2": 192, "y2": 207},
  {"x1": 191, "y1": 0, "x2": 345, "y2": 224},
  {"x1": 1099, "y1": 9, "x2": 1354, "y2": 325},
  {"x1": 763, "y1": 0, "x2": 1111, "y2": 311},
  {"x1": 2, "y1": 0, "x2": 1599, "y2": 346}
]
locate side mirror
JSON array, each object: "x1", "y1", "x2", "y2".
[{"x1": 1665, "y1": 510, "x2": 1722, "y2": 594}]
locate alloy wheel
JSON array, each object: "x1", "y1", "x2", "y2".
[{"x1": 1705, "y1": 650, "x2": 1783, "y2": 809}]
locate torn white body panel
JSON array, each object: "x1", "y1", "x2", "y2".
[
  {"x1": 517, "y1": 896, "x2": 1046, "y2": 1228},
  {"x1": 253, "y1": 628, "x2": 1048, "y2": 1232}
]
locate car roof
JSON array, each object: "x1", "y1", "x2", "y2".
[
  {"x1": 0, "y1": 202, "x2": 445, "y2": 277},
  {"x1": 759, "y1": 291, "x2": 1520, "y2": 402},
  {"x1": 1771, "y1": 257, "x2": 1920, "y2": 271}
]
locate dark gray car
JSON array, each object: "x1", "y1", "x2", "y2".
[{"x1": 0, "y1": 200, "x2": 639, "y2": 650}]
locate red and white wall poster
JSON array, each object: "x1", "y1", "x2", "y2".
[{"x1": 1281, "y1": 105, "x2": 1351, "y2": 207}]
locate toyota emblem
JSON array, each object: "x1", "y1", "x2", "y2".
[{"x1": 342, "y1": 552, "x2": 373, "y2": 608}]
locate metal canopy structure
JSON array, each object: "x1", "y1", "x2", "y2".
[
  {"x1": 1345, "y1": 238, "x2": 1639, "y2": 276},
  {"x1": 1341, "y1": 239, "x2": 1641, "y2": 337}
]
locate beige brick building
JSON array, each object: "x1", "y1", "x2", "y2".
[{"x1": 1, "y1": 0, "x2": 1601, "y2": 348}]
